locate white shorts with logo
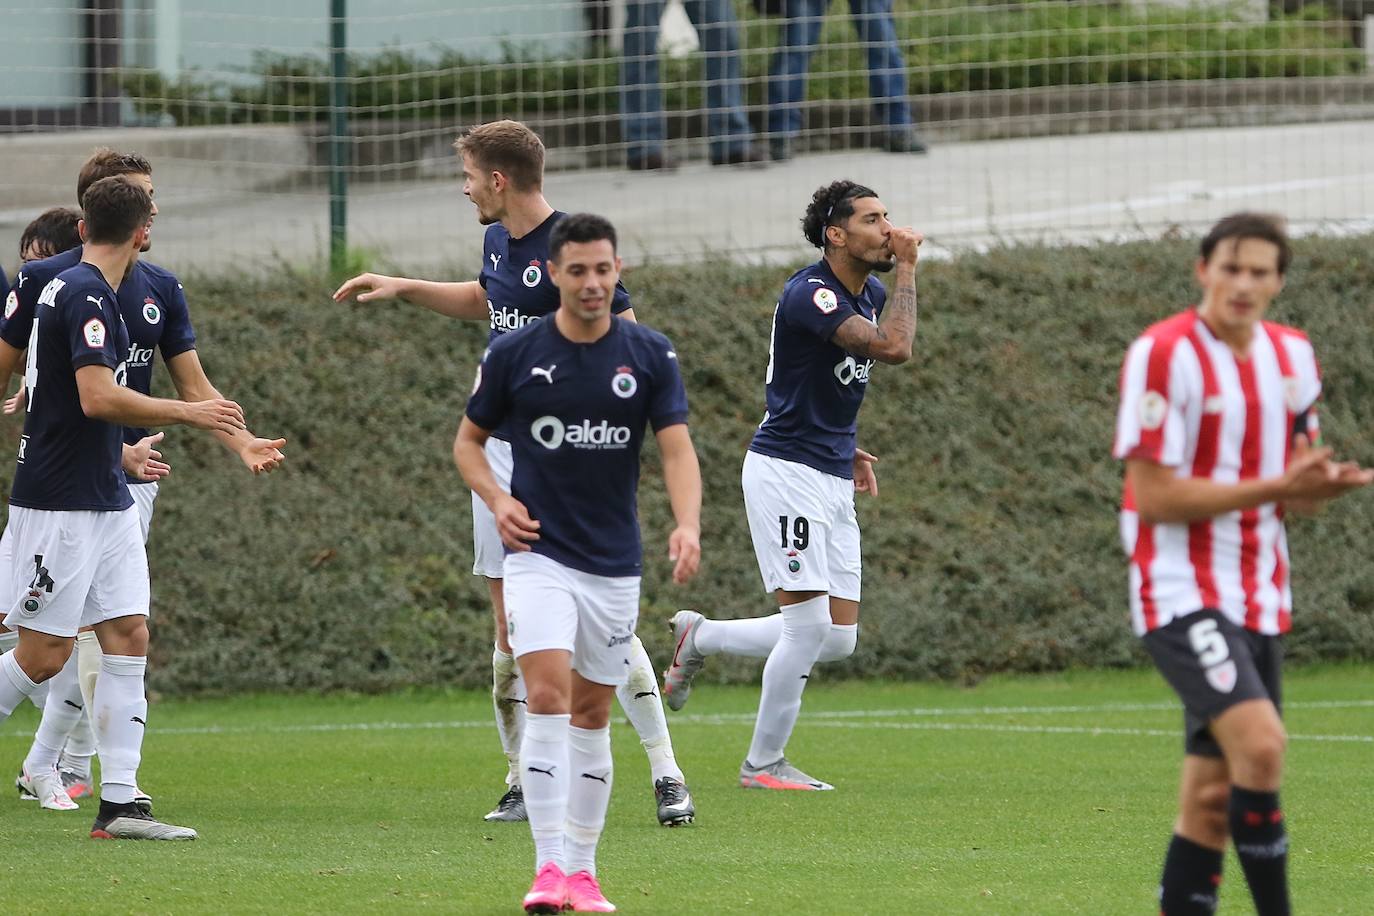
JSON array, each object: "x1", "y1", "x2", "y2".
[
  {"x1": 471, "y1": 437, "x2": 514, "y2": 579},
  {"x1": 502, "y1": 551, "x2": 641, "y2": 687},
  {"x1": 128, "y1": 481, "x2": 159, "y2": 544},
  {"x1": 742, "y1": 451, "x2": 862, "y2": 601},
  {"x1": 2, "y1": 505, "x2": 150, "y2": 638}
]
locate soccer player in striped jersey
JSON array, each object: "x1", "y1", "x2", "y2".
[
  {"x1": 662, "y1": 180, "x2": 921, "y2": 790},
  {"x1": 334, "y1": 121, "x2": 695, "y2": 827},
  {"x1": 1113, "y1": 212, "x2": 1372, "y2": 915}
]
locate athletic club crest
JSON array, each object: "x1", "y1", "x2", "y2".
[
  {"x1": 143, "y1": 298, "x2": 161, "y2": 324},
  {"x1": 612, "y1": 366, "x2": 637, "y2": 399},
  {"x1": 1205, "y1": 660, "x2": 1237, "y2": 694},
  {"x1": 522, "y1": 261, "x2": 543, "y2": 288}
]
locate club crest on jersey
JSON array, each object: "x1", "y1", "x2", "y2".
[
  {"x1": 1205, "y1": 659, "x2": 1238, "y2": 694},
  {"x1": 143, "y1": 298, "x2": 161, "y2": 324},
  {"x1": 812, "y1": 287, "x2": 839, "y2": 314},
  {"x1": 1138, "y1": 391, "x2": 1167, "y2": 431},
  {"x1": 1283, "y1": 377, "x2": 1302, "y2": 412},
  {"x1": 612, "y1": 366, "x2": 637, "y2": 399},
  {"x1": 83, "y1": 318, "x2": 107, "y2": 349},
  {"x1": 522, "y1": 261, "x2": 543, "y2": 288},
  {"x1": 3, "y1": 289, "x2": 17, "y2": 320}
]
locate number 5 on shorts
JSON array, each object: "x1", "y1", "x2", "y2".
[
  {"x1": 1188, "y1": 618, "x2": 1230, "y2": 668},
  {"x1": 778, "y1": 515, "x2": 810, "y2": 550}
]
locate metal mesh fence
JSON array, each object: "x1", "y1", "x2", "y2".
[{"x1": 1, "y1": 0, "x2": 1373, "y2": 273}]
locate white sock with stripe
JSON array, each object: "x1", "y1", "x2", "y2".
[
  {"x1": 492, "y1": 647, "x2": 526, "y2": 787},
  {"x1": 0, "y1": 650, "x2": 41, "y2": 721},
  {"x1": 697, "y1": 615, "x2": 858, "y2": 662},
  {"x1": 615, "y1": 635, "x2": 684, "y2": 783},
  {"x1": 520, "y1": 712, "x2": 570, "y2": 870},
  {"x1": 564, "y1": 725, "x2": 613, "y2": 876},
  {"x1": 24, "y1": 650, "x2": 84, "y2": 774},
  {"x1": 94, "y1": 655, "x2": 147, "y2": 806}
]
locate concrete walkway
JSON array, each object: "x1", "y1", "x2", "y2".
[{"x1": 2, "y1": 119, "x2": 1372, "y2": 277}]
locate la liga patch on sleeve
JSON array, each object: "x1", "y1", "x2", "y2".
[
  {"x1": 83, "y1": 318, "x2": 107, "y2": 349},
  {"x1": 813, "y1": 288, "x2": 838, "y2": 314}
]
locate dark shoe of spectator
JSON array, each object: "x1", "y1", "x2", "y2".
[
  {"x1": 627, "y1": 151, "x2": 679, "y2": 172},
  {"x1": 768, "y1": 137, "x2": 792, "y2": 162},
  {"x1": 880, "y1": 130, "x2": 929, "y2": 154},
  {"x1": 710, "y1": 144, "x2": 771, "y2": 167}
]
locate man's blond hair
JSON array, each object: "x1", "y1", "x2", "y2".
[{"x1": 454, "y1": 120, "x2": 545, "y2": 192}]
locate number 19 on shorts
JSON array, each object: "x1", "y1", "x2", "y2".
[{"x1": 779, "y1": 515, "x2": 810, "y2": 550}]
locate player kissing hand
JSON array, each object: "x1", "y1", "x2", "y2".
[
  {"x1": 667, "y1": 527, "x2": 700, "y2": 584},
  {"x1": 888, "y1": 227, "x2": 924, "y2": 265},
  {"x1": 494, "y1": 494, "x2": 541, "y2": 551},
  {"x1": 333, "y1": 272, "x2": 403, "y2": 304}
]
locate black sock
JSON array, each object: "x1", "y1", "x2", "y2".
[
  {"x1": 1229, "y1": 786, "x2": 1290, "y2": 916},
  {"x1": 1160, "y1": 833, "x2": 1223, "y2": 915}
]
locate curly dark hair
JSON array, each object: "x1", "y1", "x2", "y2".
[
  {"x1": 1200, "y1": 212, "x2": 1291, "y2": 275},
  {"x1": 801, "y1": 180, "x2": 879, "y2": 249},
  {"x1": 19, "y1": 207, "x2": 82, "y2": 261}
]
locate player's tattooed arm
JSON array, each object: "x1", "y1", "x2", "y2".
[
  {"x1": 333, "y1": 273, "x2": 488, "y2": 321},
  {"x1": 830, "y1": 228, "x2": 922, "y2": 365}
]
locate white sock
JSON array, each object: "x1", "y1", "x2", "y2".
[
  {"x1": 746, "y1": 595, "x2": 831, "y2": 767},
  {"x1": 616, "y1": 635, "x2": 683, "y2": 784},
  {"x1": 60, "y1": 709, "x2": 97, "y2": 778},
  {"x1": 818, "y1": 624, "x2": 858, "y2": 663},
  {"x1": 492, "y1": 647, "x2": 527, "y2": 787},
  {"x1": 76, "y1": 631, "x2": 102, "y2": 713},
  {"x1": 94, "y1": 655, "x2": 147, "y2": 805},
  {"x1": 24, "y1": 650, "x2": 84, "y2": 774},
  {"x1": 696, "y1": 616, "x2": 858, "y2": 663},
  {"x1": 0, "y1": 650, "x2": 41, "y2": 721},
  {"x1": 521, "y1": 712, "x2": 570, "y2": 870},
  {"x1": 565, "y1": 725, "x2": 613, "y2": 876},
  {"x1": 0, "y1": 633, "x2": 47, "y2": 710}
]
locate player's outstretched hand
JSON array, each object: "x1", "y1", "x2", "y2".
[
  {"x1": 668, "y1": 526, "x2": 700, "y2": 584},
  {"x1": 1282, "y1": 433, "x2": 1374, "y2": 502},
  {"x1": 888, "y1": 227, "x2": 924, "y2": 266},
  {"x1": 241, "y1": 437, "x2": 288, "y2": 475},
  {"x1": 494, "y1": 494, "x2": 540, "y2": 551},
  {"x1": 854, "y1": 447, "x2": 879, "y2": 497},
  {"x1": 4, "y1": 384, "x2": 26, "y2": 415},
  {"x1": 124, "y1": 432, "x2": 170, "y2": 482},
  {"x1": 333, "y1": 272, "x2": 405, "y2": 304},
  {"x1": 183, "y1": 398, "x2": 246, "y2": 433}
]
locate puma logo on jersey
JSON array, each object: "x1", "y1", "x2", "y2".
[
  {"x1": 86, "y1": 295, "x2": 103, "y2": 308},
  {"x1": 490, "y1": 253, "x2": 501, "y2": 271},
  {"x1": 530, "y1": 364, "x2": 556, "y2": 384}
]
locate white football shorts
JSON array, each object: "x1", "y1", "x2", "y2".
[
  {"x1": 3, "y1": 505, "x2": 150, "y2": 637},
  {"x1": 742, "y1": 450, "x2": 862, "y2": 601},
  {"x1": 471, "y1": 436, "x2": 514, "y2": 579},
  {"x1": 128, "y1": 480, "x2": 159, "y2": 544},
  {"x1": 502, "y1": 551, "x2": 641, "y2": 687}
]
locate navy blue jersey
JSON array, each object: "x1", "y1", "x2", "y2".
[
  {"x1": 749, "y1": 259, "x2": 887, "y2": 479},
  {"x1": 465, "y1": 316, "x2": 688, "y2": 578},
  {"x1": 10, "y1": 262, "x2": 133, "y2": 512},
  {"x1": 0, "y1": 265, "x2": 8, "y2": 305},
  {"x1": 3, "y1": 250, "x2": 197, "y2": 480}
]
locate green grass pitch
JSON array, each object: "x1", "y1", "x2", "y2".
[{"x1": 2, "y1": 666, "x2": 1371, "y2": 914}]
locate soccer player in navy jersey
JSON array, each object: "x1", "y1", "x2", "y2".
[
  {"x1": 334, "y1": 120, "x2": 696, "y2": 827},
  {"x1": 663, "y1": 180, "x2": 921, "y2": 791},
  {"x1": 1115, "y1": 213, "x2": 1371, "y2": 915},
  {"x1": 0, "y1": 150, "x2": 285, "y2": 813},
  {"x1": 456, "y1": 212, "x2": 701, "y2": 915},
  {"x1": 0, "y1": 176, "x2": 250, "y2": 839}
]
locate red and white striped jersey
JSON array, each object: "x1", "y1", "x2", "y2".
[{"x1": 1114, "y1": 309, "x2": 1321, "y2": 636}]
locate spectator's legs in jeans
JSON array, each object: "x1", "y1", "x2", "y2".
[
  {"x1": 767, "y1": 0, "x2": 829, "y2": 143},
  {"x1": 682, "y1": 0, "x2": 757, "y2": 160},
  {"x1": 621, "y1": 0, "x2": 668, "y2": 164},
  {"x1": 848, "y1": 0, "x2": 914, "y2": 135}
]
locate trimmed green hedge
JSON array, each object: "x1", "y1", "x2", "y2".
[
  {"x1": 120, "y1": 3, "x2": 1362, "y2": 126},
  {"x1": 7, "y1": 236, "x2": 1373, "y2": 695}
]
